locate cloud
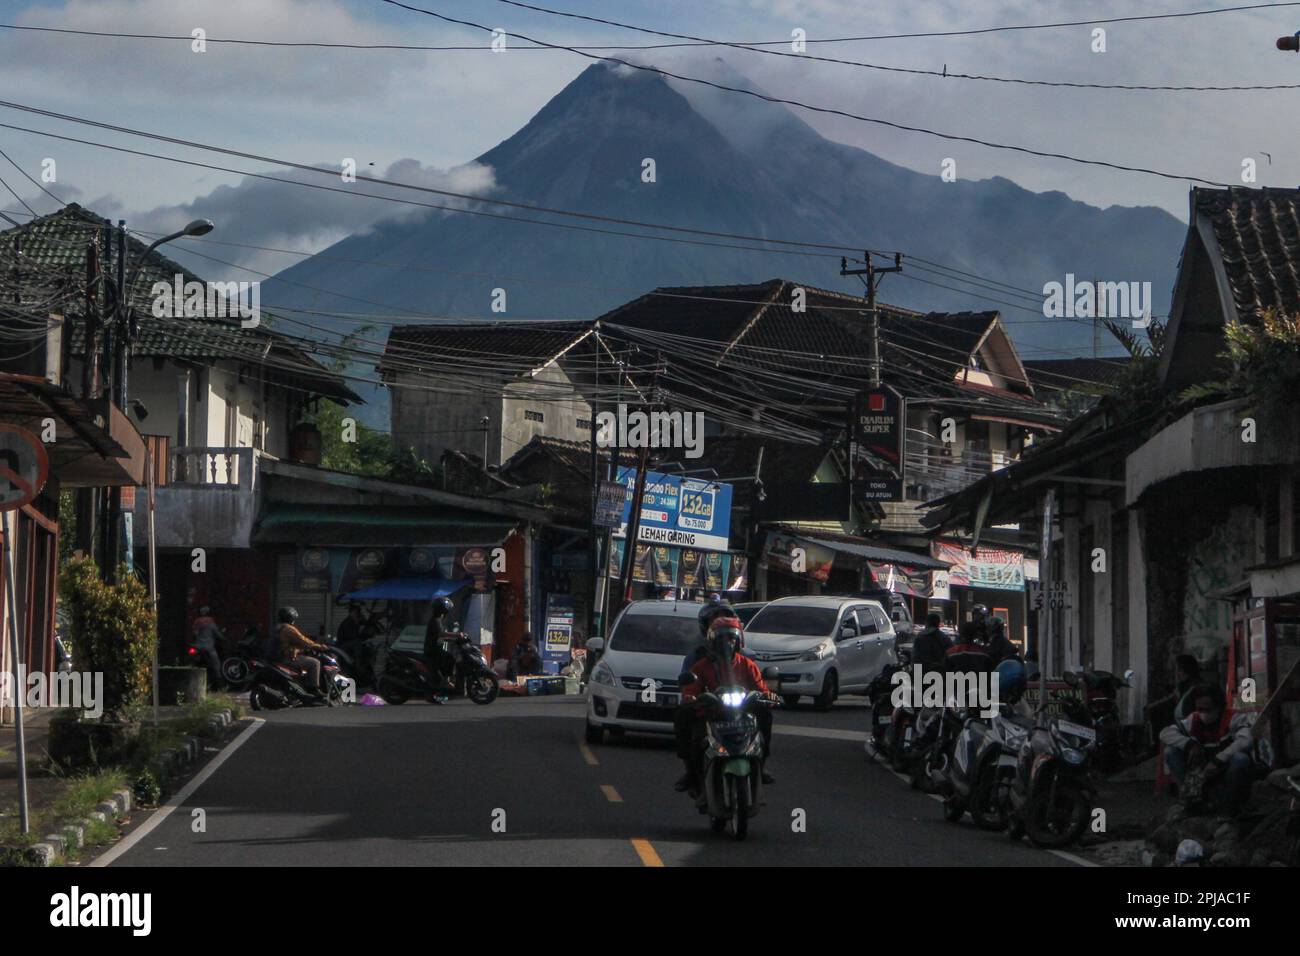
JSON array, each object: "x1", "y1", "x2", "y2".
[{"x1": 125, "y1": 157, "x2": 497, "y2": 280}]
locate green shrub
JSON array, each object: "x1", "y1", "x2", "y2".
[{"x1": 58, "y1": 557, "x2": 156, "y2": 717}]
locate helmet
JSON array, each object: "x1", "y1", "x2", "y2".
[
  {"x1": 431, "y1": 596, "x2": 454, "y2": 617},
  {"x1": 706, "y1": 616, "x2": 744, "y2": 662},
  {"x1": 994, "y1": 658, "x2": 1027, "y2": 703},
  {"x1": 706, "y1": 592, "x2": 721, "y2": 604},
  {"x1": 277, "y1": 606, "x2": 299, "y2": 624},
  {"x1": 970, "y1": 604, "x2": 989, "y2": 621},
  {"x1": 698, "y1": 600, "x2": 736, "y2": 637}
]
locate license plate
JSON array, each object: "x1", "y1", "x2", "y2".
[
  {"x1": 1058, "y1": 719, "x2": 1096, "y2": 743},
  {"x1": 998, "y1": 754, "x2": 1017, "y2": 768},
  {"x1": 658, "y1": 693, "x2": 678, "y2": 707},
  {"x1": 713, "y1": 718, "x2": 748, "y2": 733},
  {"x1": 876, "y1": 715, "x2": 892, "y2": 726}
]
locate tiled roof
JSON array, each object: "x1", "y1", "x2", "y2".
[
  {"x1": 1023, "y1": 357, "x2": 1129, "y2": 391},
  {"x1": 0, "y1": 205, "x2": 358, "y2": 402},
  {"x1": 1196, "y1": 187, "x2": 1300, "y2": 323},
  {"x1": 381, "y1": 322, "x2": 593, "y2": 378},
  {"x1": 596, "y1": 279, "x2": 1054, "y2": 434}
]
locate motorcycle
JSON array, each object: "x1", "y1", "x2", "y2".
[
  {"x1": 247, "y1": 649, "x2": 350, "y2": 711},
  {"x1": 218, "y1": 627, "x2": 264, "y2": 689},
  {"x1": 685, "y1": 668, "x2": 780, "y2": 841},
  {"x1": 1280, "y1": 772, "x2": 1300, "y2": 867},
  {"x1": 912, "y1": 702, "x2": 967, "y2": 793},
  {"x1": 376, "y1": 630, "x2": 499, "y2": 705},
  {"x1": 944, "y1": 704, "x2": 1032, "y2": 829},
  {"x1": 865, "y1": 649, "x2": 909, "y2": 759},
  {"x1": 1077, "y1": 667, "x2": 1135, "y2": 773},
  {"x1": 1005, "y1": 705, "x2": 1098, "y2": 848}
]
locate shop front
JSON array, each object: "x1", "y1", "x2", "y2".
[
  {"x1": 931, "y1": 539, "x2": 1030, "y2": 648},
  {"x1": 757, "y1": 526, "x2": 949, "y2": 621}
]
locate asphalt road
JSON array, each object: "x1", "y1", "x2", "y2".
[{"x1": 102, "y1": 694, "x2": 1080, "y2": 867}]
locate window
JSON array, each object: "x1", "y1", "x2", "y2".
[{"x1": 524, "y1": 409, "x2": 544, "y2": 423}]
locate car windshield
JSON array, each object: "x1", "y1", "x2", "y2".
[
  {"x1": 734, "y1": 605, "x2": 764, "y2": 626},
  {"x1": 609, "y1": 612, "x2": 701, "y2": 655},
  {"x1": 746, "y1": 605, "x2": 838, "y2": 637}
]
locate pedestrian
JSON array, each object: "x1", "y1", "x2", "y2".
[{"x1": 192, "y1": 605, "x2": 224, "y2": 689}]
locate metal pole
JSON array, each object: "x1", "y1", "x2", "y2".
[
  {"x1": 866, "y1": 259, "x2": 880, "y2": 388},
  {"x1": 147, "y1": 443, "x2": 159, "y2": 730},
  {"x1": 3, "y1": 511, "x2": 29, "y2": 834}
]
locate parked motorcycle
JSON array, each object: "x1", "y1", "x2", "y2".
[
  {"x1": 1076, "y1": 667, "x2": 1135, "y2": 773},
  {"x1": 1005, "y1": 704, "x2": 1098, "y2": 847},
  {"x1": 247, "y1": 649, "x2": 349, "y2": 711},
  {"x1": 912, "y1": 703, "x2": 967, "y2": 793},
  {"x1": 218, "y1": 627, "x2": 264, "y2": 688},
  {"x1": 945, "y1": 705, "x2": 1032, "y2": 829},
  {"x1": 1282, "y1": 772, "x2": 1300, "y2": 867},
  {"x1": 865, "y1": 649, "x2": 909, "y2": 758},
  {"x1": 447, "y1": 633, "x2": 501, "y2": 705},
  {"x1": 685, "y1": 668, "x2": 780, "y2": 841}
]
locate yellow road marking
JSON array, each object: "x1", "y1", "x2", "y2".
[
  {"x1": 578, "y1": 741, "x2": 599, "y2": 766},
  {"x1": 600, "y1": 784, "x2": 623, "y2": 803},
  {"x1": 631, "y1": 838, "x2": 664, "y2": 867}
]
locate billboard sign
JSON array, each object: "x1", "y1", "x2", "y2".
[
  {"x1": 849, "y1": 386, "x2": 905, "y2": 502},
  {"x1": 614, "y1": 468, "x2": 733, "y2": 553}
]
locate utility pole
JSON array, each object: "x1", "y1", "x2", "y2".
[
  {"x1": 587, "y1": 327, "x2": 601, "y2": 642},
  {"x1": 616, "y1": 353, "x2": 663, "y2": 608},
  {"x1": 840, "y1": 252, "x2": 902, "y2": 388}
]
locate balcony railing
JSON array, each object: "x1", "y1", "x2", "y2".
[{"x1": 170, "y1": 446, "x2": 257, "y2": 489}]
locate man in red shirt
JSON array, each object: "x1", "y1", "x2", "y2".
[{"x1": 676, "y1": 615, "x2": 777, "y2": 791}]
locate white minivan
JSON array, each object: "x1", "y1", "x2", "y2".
[
  {"x1": 744, "y1": 596, "x2": 898, "y2": 710},
  {"x1": 584, "y1": 600, "x2": 705, "y2": 744}
]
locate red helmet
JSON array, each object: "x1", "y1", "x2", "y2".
[{"x1": 707, "y1": 615, "x2": 745, "y2": 659}]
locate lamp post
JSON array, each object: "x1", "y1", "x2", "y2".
[{"x1": 103, "y1": 221, "x2": 213, "y2": 582}]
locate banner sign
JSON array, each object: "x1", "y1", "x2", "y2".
[
  {"x1": 764, "y1": 531, "x2": 834, "y2": 582},
  {"x1": 932, "y1": 541, "x2": 1025, "y2": 592},
  {"x1": 594, "y1": 479, "x2": 627, "y2": 528},
  {"x1": 867, "y1": 561, "x2": 929, "y2": 597},
  {"x1": 849, "y1": 386, "x2": 905, "y2": 503},
  {"x1": 614, "y1": 468, "x2": 733, "y2": 553},
  {"x1": 543, "y1": 593, "x2": 575, "y2": 673}
]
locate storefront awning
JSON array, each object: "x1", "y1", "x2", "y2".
[
  {"x1": 253, "y1": 504, "x2": 517, "y2": 547},
  {"x1": 344, "y1": 576, "x2": 471, "y2": 601},
  {"x1": 779, "y1": 530, "x2": 951, "y2": 571}
]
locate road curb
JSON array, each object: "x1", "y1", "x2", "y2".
[{"x1": 12, "y1": 706, "x2": 236, "y2": 867}]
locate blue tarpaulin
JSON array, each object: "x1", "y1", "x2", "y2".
[{"x1": 343, "y1": 577, "x2": 471, "y2": 602}]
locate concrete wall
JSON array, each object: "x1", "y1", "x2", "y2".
[{"x1": 391, "y1": 361, "x2": 590, "y2": 469}]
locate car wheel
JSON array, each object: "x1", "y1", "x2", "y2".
[
  {"x1": 813, "y1": 671, "x2": 838, "y2": 711},
  {"x1": 584, "y1": 722, "x2": 603, "y2": 745}
]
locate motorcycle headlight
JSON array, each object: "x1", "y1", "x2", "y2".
[
  {"x1": 591, "y1": 662, "x2": 616, "y2": 687},
  {"x1": 801, "y1": 641, "x2": 830, "y2": 662},
  {"x1": 1061, "y1": 747, "x2": 1087, "y2": 765},
  {"x1": 721, "y1": 690, "x2": 746, "y2": 708}
]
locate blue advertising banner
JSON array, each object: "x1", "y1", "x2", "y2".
[{"x1": 613, "y1": 469, "x2": 734, "y2": 553}]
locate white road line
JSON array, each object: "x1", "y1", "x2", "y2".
[
  {"x1": 774, "y1": 724, "x2": 865, "y2": 742},
  {"x1": 863, "y1": 737, "x2": 1093, "y2": 867},
  {"x1": 91, "y1": 718, "x2": 266, "y2": 867}
]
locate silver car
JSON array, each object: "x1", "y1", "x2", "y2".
[{"x1": 744, "y1": 596, "x2": 897, "y2": 710}]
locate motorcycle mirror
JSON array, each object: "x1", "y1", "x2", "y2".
[
  {"x1": 762, "y1": 665, "x2": 780, "y2": 682},
  {"x1": 586, "y1": 637, "x2": 605, "y2": 653},
  {"x1": 1123, "y1": 669, "x2": 1135, "y2": 682}
]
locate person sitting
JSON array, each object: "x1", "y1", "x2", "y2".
[
  {"x1": 675, "y1": 614, "x2": 777, "y2": 793},
  {"x1": 512, "y1": 633, "x2": 544, "y2": 678},
  {"x1": 276, "y1": 607, "x2": 329, "y2": 697},
  {"x1": 1159, "y1": 686, "x2": 1255, "y2": 813},
  {"x1": 911, "y1": 611, "x2": 952, "y2": 680},
  {"x1": 985, "y1": 618, "x2": 1020, "y2": 664}
]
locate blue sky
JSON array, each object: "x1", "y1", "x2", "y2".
[{"x1": 2, "y1": 0, "x2": 1298, "y2": 279}]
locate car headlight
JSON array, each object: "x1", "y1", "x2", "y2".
[
  {"x1": 801, "y1": 641, "x2": 831, "y2": 662},
  {"x1": 591, "y1": 662, "x2": 616, "y2": 687}
]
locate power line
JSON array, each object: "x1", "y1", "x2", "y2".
[
  {"x1": 489, "y1": 0, "x2": 1300, "y2": 93},
  {"x1": 381, "y1": 0, "x2": 1235, "y2": 187},
  {"x1": 8, "y1": 11, "x2": 1298, "y2": 92}
]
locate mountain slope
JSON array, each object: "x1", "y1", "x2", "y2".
[{"x1": 260, "y1": 64, "x2": 1186, "y2": 421}]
